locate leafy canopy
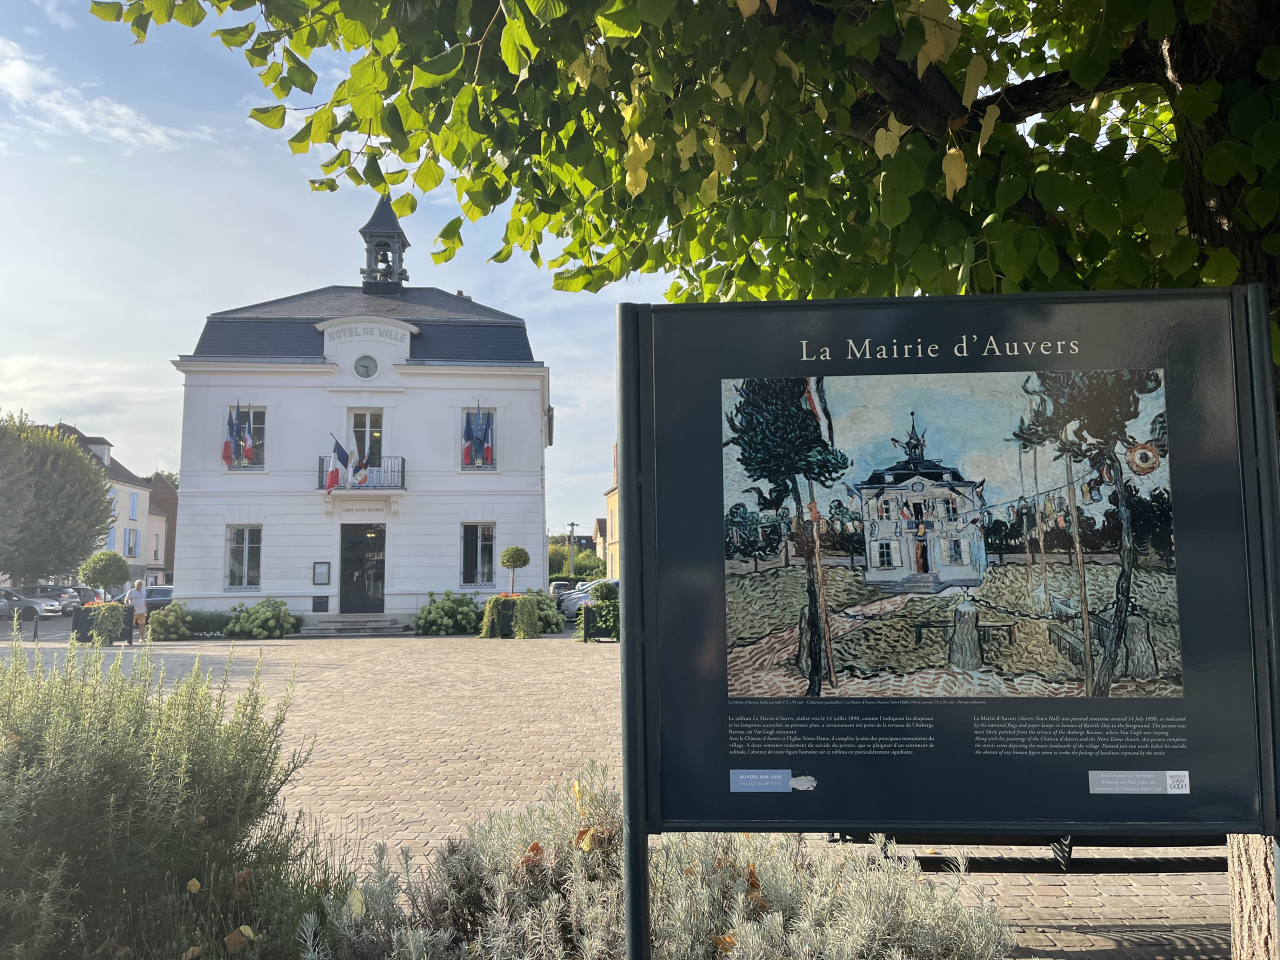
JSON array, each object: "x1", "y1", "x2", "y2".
[{"x1": 97, "y1": 0, "x2": 1279, "y2": 308}]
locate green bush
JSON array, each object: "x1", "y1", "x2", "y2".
[
  {"x1": 147, "y1": 600, "x2": 193, "y2": 641},
  {"x1": 87, "y1": 601, "x2": 125, "y2": 643},
  {"x1": 78, "y1": 550, "x2": 131, "y2": 593},
  {"x1": 590, "y1": 580, "x2": 619, "y2": 601},
  {"x1": 0, "y1": 632, "x2": 333, "y2": 958},
  {"x1": 576, "y1": 599, "x2": 619, "y2": 640},
  {"x1": 414, "y1": 590, "x2": 482, "y2": 636},
  {"x1": 225, "y1": 596, "x2": 297, "y2": 639},
  {"x1": 513, "y1": 594, "x2": 542, "y2": 639},
  {"x1": 524, "y1": 588, "x2": 566, "y2": 634},
  {"x1": 294, "y1": 764, "x2": 1014, "y2": 960},
  {"x1": 478, "y1": 595, "x2": 516, "y2": 638},
  {"x1": 188, "y1": 609, "x2": 234, "y2": 636}
]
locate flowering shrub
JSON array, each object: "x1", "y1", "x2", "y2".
[
  {"x1": 225, "y1": 597, "x2": 296, "y2": 639},
  {"x1": 524, "y1": 588, "x2": 566, "y2": 634},
  {"x1": 413, "y1": 590, "x2": 482, "y2": 636},
  {"x1": 147, "y1": 601, "x2": 193, "y2": 641}
]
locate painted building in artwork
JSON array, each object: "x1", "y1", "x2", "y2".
[
  {"x1": 170, "y1": 197, "x2": 551, "y2": 621},
  {"x1": 858, "y1": 414, "x2": 987, "y2": 593}
]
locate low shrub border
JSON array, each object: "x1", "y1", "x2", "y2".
[{"x1": 414, "y1": 590, "x2": 482, "y2": 635}]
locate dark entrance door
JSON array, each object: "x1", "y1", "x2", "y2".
[{"x1": 340, "y1": 523, "x2": 385, "y2": 614}]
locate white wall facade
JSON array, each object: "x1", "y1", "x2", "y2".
[{"x1": 171, "y1": 315, "x2": 549, "y2": 617}]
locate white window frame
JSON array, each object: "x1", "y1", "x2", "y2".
[
  {"x1": 460, "y1": 523, "x2": 495, "y2": 586},
  {"x1": 948, "y1": 539, "x2": 963, "y2": 565},
  {"x1": 461, "y1": 407, "x2": 498, "y2": 471},
  {"x1": 226, "y1": 525, "x2": 263, "y2": 591},
  {"x1": 227, "y1": 407, "x2": 267, "y2": 471},
  {"x1": 878, "y1": 498, "x2": 895, "y2": 520},
  {"x1": 153, "y1": 532, "x2": 161, "y2": 561}
]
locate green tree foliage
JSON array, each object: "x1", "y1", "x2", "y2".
[
  {"x1": 549, "y1": 542, "x2": 605, "y2": 578},
  {"x1": 79, "y1": 550, "x2": 132, "y2": 593},
  {"x1": 725, "y1": 378, "x2": 847, "y2": 696},
  {"x1": 0, "y1": 416, "x2": 34, "y2": 579},
  {"x1": 500, "y1": 544, "x2": 531, "y2": 593},
  {"x1": 0, "y1": 418, "x2": 114, "y2": 586},
  {"x1": 102, "y1": 0, "x2": 1279, "y2": 315}
]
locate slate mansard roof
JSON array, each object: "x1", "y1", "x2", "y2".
[
  {"x1": 863, "y1": 459, "x2": 968, "y2": 486},
  {"x1": 187, "y1": 285, "x2": 537, "y2": 365}
]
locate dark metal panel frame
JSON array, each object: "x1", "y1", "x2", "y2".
[{"x1": 619, "y1": 288, "x2": 1280, "y2": 957}]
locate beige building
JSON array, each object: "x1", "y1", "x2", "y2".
[
  {"x1": 602, "y1": 443, "x2": 619, "y2": 579},
  {"x1": 54, "y1": 425, "x2": 162, "y2": 588}
]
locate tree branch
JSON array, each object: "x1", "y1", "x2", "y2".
[{"x1": 970, "y1": 41, "x2": 1157, "y2": 128}]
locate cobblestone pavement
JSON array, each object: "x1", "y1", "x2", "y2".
[{"x1": 5, "y1": 633, "x2": 1228, "y2": 958}]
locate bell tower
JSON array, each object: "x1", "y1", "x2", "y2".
[{"x1": 359, "y1": 194, "x2": 410, "y2": 294}]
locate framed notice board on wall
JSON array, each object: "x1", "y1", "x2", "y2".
[{"x1": 617, "y1": 286, "x2": 1280, "y2": 863}]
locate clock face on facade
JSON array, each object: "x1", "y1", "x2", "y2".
[{"x1": 354, "y1": 355, "x2": 378, "y2": 379}]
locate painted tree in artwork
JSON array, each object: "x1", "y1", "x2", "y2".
[
  {"x1": 1012, "y1": 370, "x2": 1163, "y2": 697},
  {"x1": 725, "y1": 379, "x2": 848, "y2": 696}
]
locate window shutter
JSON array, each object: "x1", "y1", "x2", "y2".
[
  {"x1": 107, "y1": 528, "x2": 116, "y2": 551},
  {"x1": 889, "y1": 541, "x2": 902, "y2": 567},
  {"x1": 960, "y1": 538, "x2": 971, "y2": 564},
  {"x1": 130, "y1": 493, "x2": 138, "y2": 520}
]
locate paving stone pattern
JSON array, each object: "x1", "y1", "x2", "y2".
[{"x1": 6, "y1": 633, "x2": 1229, "y2": 958}]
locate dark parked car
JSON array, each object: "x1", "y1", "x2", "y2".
[
  {"x1": 73, "y1": 586, "x2": 105, "y2": 604},
  {"x1": 0, "y1": 589, "x2": 62, "y2": 621},
  {"x1": 145, "y1": 586, "x2": 174, "y2": 612},
  {"x1": 34, "y1": 585, "x2": 82, "y2": 616}
]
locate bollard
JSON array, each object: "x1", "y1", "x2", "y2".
[{"x1": 32, "y1": 613, "x2": 38, "y2": 642}]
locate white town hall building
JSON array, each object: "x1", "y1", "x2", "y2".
[{"x1": 171, "y1": 198, "x2": 551, "y2": 622}]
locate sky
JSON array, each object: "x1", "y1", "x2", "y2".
[
  {"x1": 722, "y1": 372, "x2": 1172, "y2": 523},
  {"x1": 0, "y1": 1, "x2": 669, "y2": 532}
]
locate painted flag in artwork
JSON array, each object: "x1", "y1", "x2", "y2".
[
  {"x1": 327, "y1": 438, "x2": 349, "y2": 493},
  {"x1": 222, "y1": 408, "x2": 236, "y2": 466}
]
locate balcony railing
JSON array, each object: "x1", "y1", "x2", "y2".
[{"x1": 317, "y1": 455, "x2": 406, "y2": 490}]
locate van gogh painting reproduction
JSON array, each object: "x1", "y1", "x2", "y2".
[{"x1": 722, "y1": 371, "x2": 1182, "y2": 699}]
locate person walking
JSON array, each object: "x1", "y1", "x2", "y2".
[{"x1": 124, "y1": 580, "x2": 147, "y2": 644}]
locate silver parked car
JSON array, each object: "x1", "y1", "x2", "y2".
[
  {"x1": 0, "y1": 588, "x2": 62, "y2": 621},
  {"x1": 559, "y1": 579, "x2": 618, "y2": 620}
]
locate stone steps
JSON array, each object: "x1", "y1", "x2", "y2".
[{"x1": 298, "y1": 616, "x2": 413, "y2": 637}]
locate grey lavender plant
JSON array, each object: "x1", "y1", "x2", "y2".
[{"x1": 299, "y1": 763, "x2": 1013, "y2": 960}]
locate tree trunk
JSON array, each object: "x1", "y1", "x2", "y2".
[
  {"x1": 949, "y1": 599, "x2": 982, "y2": 670},
  {"x1": 1230, "y1": 834, "x2": 1277, "y2": 958},
  {"x1": 1120, "y1": 615, "x2": 1158, "y2": 680},
  {"x1": 791, "y1": 480, "x2": 825, "y2": 697},
  {"x1": 1094, "y1": 455, "x2": 1135, "y2": 696},
  {"x1": 1148, "y1": 2, "x2": 1280, "y2": 315}
]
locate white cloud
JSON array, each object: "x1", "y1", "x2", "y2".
[
  {"x1": 0, "y1": 357, "x2": 184, "y2": 477},
  {"x1": 30, "y1": 0, "x2": 74, "y2": 29},
  {"x1": 0, "y1": 36, "x2": 212, "y2": 149}
]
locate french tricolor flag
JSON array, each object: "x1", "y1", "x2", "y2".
[
  {"x1": 327, "y1": 437, "x2": 349, "y2": 493},
  {"x1": 222, "y1": 408, "x2": 236, "y2": 466}
]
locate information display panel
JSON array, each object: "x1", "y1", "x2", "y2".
[{"x1": 618, "y1": 287, "x2": 1280, "y2": 838}]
